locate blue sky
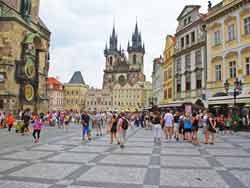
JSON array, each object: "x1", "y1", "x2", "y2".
[{"x1": 40, "y1": 0, "x2": 221, "y2": 88}]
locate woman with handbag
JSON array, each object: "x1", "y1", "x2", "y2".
[{"x1": 207, "y1": 113, "x2": 216, "y2": 145}]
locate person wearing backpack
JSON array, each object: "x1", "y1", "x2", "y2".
[{"x1": 118, "y1": 112, "x2": 129, "y2": 148}]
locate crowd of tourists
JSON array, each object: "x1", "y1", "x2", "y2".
[{"x1": 0, "y1": 107, "x2": 249, "y2": 147}]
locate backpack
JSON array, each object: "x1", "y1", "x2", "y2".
[{"x1": 121, "y1": 118, "x2": 129, "y2": 130}]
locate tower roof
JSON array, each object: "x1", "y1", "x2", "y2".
[
  {"x1": 128, "y1": 20, "x2": 145, "y2": 54},
  {"x1": 69, "y1": 71, "x2": 85, "y2": 84}
]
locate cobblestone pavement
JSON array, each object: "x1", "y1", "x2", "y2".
[{"x1": 0, "y1": 126, "x2": 250, "y2": 188}]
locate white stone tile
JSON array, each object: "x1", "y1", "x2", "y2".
[
  {"x1": 67, "y1": 186, "x2": 104, "y2": 188},
  {"x1": 231, "y1": 170, "x2": 250, "y2": 187},
  {"x1": 49, "y1": 152, "x2": 98, "y2": 163},
  {"x1": 2, "y1": 151, "x2": 53, "y2": 160},
  {"x1": 78, "y1": 166, "x2": 146, "y2": 184},
  {"x1": 161, "y1": 148, "x2": 200, "y2": 155},
  {"x1": 0, "y1": 160, "x2": 26, "y2": 172},
  {"x1": 0, "y1": 180, "x2": 51, "y2": 188},
  {"x1": 113, "y1": 147, "x2": 152, "y2": 154},
  {"x1": 11, "y1": 163, "x2": 80, "y2": 180},
  {"x1": 100, "y1": 154, "x2": 150, "y2": 166},
  {"x1": 216, "y1": 157, "x2": 250, "y2": 168},
  {"x1": 70, "y1": 146, "x2": 109, "y2": 153},
  {"x1": 206, "y1": 149, "x2": 250, "y2": 156},
  {"x1": 161, "y1": 156, "x2": 211, "y2": 168},
  {"x1": 32, "y1": 144, "x2": 65, "y2": 151},
  {"x1": 160, "y1": 169, "x2": 228, "y2": 188}
]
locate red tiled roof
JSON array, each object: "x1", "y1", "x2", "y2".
[{"x1": 47, "y1": 77, "x2": 63, "y2": 91}]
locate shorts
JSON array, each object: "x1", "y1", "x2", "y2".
[
  {"x1": 174, "y1": 123, "x2": 179, "y2": 132},
  {"x1": 184, "y1": 128, "x2": 192, "y2": 133},
  {"x1": 83, "y1": 126, "x2": 89, "y2": 135}
]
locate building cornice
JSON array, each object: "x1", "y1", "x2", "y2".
[
  {"x1": 174, "y1": 41, "x2": 206, "y2": 57},
  {"x1": 206, "y1": 0, "x2": 250, "y2": 23}
]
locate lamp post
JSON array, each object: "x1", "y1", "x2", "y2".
[{"x1": 224, "y1": 78, "x2": 243, "y2": 111}]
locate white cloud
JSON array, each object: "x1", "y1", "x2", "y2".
[{"x1": 40, "y1": 0, "x2": 221, "y2": 87}]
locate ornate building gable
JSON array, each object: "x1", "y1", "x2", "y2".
[{"x1": 176, "y1": 5, "x2": 202, "y2": 33}]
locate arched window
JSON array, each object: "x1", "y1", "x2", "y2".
[
  {"x1": 133, "y1": 54, "x2": 136, "y2": 64},
  {"x1": 109, "y1": 56, "x2": 113, "y2": 66}
]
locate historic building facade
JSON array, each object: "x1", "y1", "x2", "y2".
[
  {"x1": 161, "y1": 35, "x2": 176, "y2": 106},
  {"x1": 0, "y1": 0, "x2": 51, "y2": 114},
  {"x1": 206, "y1": 0, "x2": 250, "y2": 105},
  {"x1": 64, "y1": 71, "x2": 89, "y2": 111},
  {"x1": 174, "y1": 5, "x2": 207, "y2": 108},
  {"x1": 85, "y1": 88, "x2": 112, "y2": 112},
  {"x1": 112, "y1": 81, "x2": 152, "y2": 112},
  {"x1": 47, "y1": 77, "x2": 64, "y2": 112},
  {"x1": 103, "y1": 23, "x2": 146, "y2": 90},
  {"x1": 152, "y1": 57, "x2": 163, "y2": 106}
]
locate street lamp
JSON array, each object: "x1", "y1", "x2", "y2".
[{"x1": 224, "y1": 78, "x2": 243, "y2": 111}]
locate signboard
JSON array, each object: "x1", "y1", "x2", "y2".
[{"x1": 185, "y1": 104, "x2": 192, "y2": 113}]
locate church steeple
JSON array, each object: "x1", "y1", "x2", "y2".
[
  {"x1": 109, "y1": 24, "x2": 118, "y2": 50},
  {"x1": 128, "y1": 21, "x2": 145, "y2": 54}
]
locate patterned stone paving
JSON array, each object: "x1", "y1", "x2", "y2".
[{"x1": 0, "y1": 127, "x2": 250, "y2": 188}]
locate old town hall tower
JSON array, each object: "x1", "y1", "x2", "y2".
[{"x1": 103, "y1": 22, "x2": 145, "y2": 89}]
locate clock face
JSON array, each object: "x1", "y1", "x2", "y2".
[
  {"x1": 25, "y1": 58, "x2": 35, "y2": 79},
  {"x1": 24, "y1": 84, "x2": 34, "y2": 102}
]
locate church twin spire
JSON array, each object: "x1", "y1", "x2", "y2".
[{"x1": 104, "y1": 21, "x2": 145, "y2": 57}]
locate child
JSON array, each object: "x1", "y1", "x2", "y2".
[
  {"x1": 6, "y1": 113, "x2": 15, "y2": 132},
  {"x1": 33, "y1": 115, "x2": 43, "y2": 143}
]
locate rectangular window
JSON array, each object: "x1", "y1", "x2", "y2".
[
  {"x1": 164, "y1": 89, "x2": 168, "y2": 99},
  {"x1": 181, "y1": 37, "x2": 185, "y2": 48},
  {"x1": 168, "y1": 88, "x2": 172, "y2": 99},
  {"x1": 186, "y1": 35, "x2": 190, "y2": 46},
  {"x1": 186, "y1": 81, "x2": 191, "y2": 91},
  {"x1": 164, "y1": 70, "x2": 167, "y2": 81},
  {"x1": 228, "y1": 24, "x2": 235, "y2": 41},
  {"x1": 177, "y1": 79, "x2": 181, "y2": 93},
  {"x1": 196, "y1": 71, "x2": 202, "y2": 89},
  {"x1": 246, "y1": 57, "x2": 250, "y2": 75},
  {"x1": 185, "y1": 54, "x2": 191, "y2": 71},
  {"x1": 195, "y1": 50, "x2": 202, "y2": 66},
  {"x1": 191, "y1": 31, "x2": 195, "y2": 43},
  {"x1": 215, "y1": 64, "x2": 222, "y2": 81},
  {"x1": 176, "y1": 58, "x2": 181, "y2": 73},
  {"x1": 186, "y1": 74, "x2": 191, "y2": 91},
  {"x1": 168, "y1": 68, "x2": 172, "y2": 79},
  {"x1": 214, "y1": 31, "x2": 220, "y2": 46},
  {"x1": 229, "y1": 61, "x2": 236, "y2": 78},
  {"x1": 244, "y1": 17, "x2": 250, "y2": 35}
]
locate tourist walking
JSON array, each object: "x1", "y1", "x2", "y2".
[
  {"x1": 33, "y1": 114, "x2": 43, "y2": 143},
  {"x1": 151, "y1": 109, "x2": 162, "y2": 144},
  {"x1": 183, "y1": 112, "x2": 192, "y2": 141},
  {"x1": 224, "y1": 115, "x2": 232, "y2": 135},
  {"x1": 118, "y1": 112, "x2": 129, "y2": 148},
  {"x1": 207, "y1": 113, "x2": 216, "y2": 144},
  {"x1": 163, "y1": 110, "x2": 174, "y2": 140},
  {"x1": 21, "y1": 109, "x2": 31, "y2": 135},
  {"x1": 173, "y1": 112, "x2": 180, "y2": 141},
  {"x1": 110, "y1": 114, "x2": 118, "y2": 144},
  {"x1": 94, "y1": 112, "x2": 103, "y2": 136},
  {"x1": 81, "y1": 111, "x2": 90, "y2": 141},
  {"x1": 192, "y1": 112, "x2": 199, "y2": 145},
  {"x1": 6, "y1": 113, "x2": 15, "y2": 132},
  {"x1": 202, "y1": 110, "x2": 209, "y2": 144}
]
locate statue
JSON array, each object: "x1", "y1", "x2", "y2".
[
  {"x1": 208, "y1": 1, "x2": 212, "y2": 9},
  {"x1": 21, "y1": 0, "x2": 32, "y2": 18}
]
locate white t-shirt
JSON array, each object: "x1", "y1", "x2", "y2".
[{"x1": 164, "y1": 113, "x2": 174, "y2": 127}]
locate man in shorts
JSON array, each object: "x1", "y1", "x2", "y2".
[{"x1": 164, "y1": 109, "x2": 174, "y2": 140}]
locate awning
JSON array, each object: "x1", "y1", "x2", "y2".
[
  {"x1": 208, "y1": 93, "x2": 250, "y2": 105},
  {"x1": 159, "y1": 102, "x2": 183, "y2": 108}
]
